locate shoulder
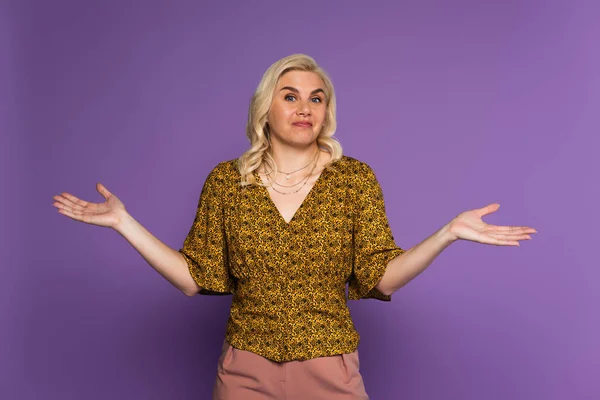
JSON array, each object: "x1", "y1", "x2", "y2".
[
  {"x1": 331, "y1": 156, "x2": 383, "y2": 201},
  {"x1": 206, "y1": 159, "x2": 240, "y2": 180},
  {"x1": 202, "y1": 159, "x2": 240, "y2": 194},
  {"x1": 329, "y1": 155, "x2": 376, "y2": 178}
]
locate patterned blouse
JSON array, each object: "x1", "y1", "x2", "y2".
[{"x1": 179, "y1": 155, "x2": 405, "y2": 362}]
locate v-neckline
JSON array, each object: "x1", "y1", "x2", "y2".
[{"x1": 254, "y1": 165, "x2": 330, "y2": 226}]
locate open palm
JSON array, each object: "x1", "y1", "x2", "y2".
[
  {"x1": 52, "y1": 183, "x2": 127, "y2": 228},
  {"x1": 448, "y1": 203, "x2": 537, "y2": 246}
]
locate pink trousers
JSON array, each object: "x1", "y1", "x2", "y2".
[{"x1": 212, "y1": 340, "x2": 370, "y2": 399}]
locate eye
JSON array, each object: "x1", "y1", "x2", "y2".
[{"x1": 284, "y1": 94, "x2": 324, "y2": 103}]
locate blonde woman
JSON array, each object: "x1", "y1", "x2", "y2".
[{"x1": 52, "y1": 54, "x2": 536, "y2": 399}]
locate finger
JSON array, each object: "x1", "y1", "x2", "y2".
[
  {"x1": 96, "y1": 183, "x2": 111, "y2": 199},
  {"x1": 53, "y1": 201, "x2": 71, "y2": 213},
  {"x1": 477, "y1": 203, "x2": 500, "y2": 217},
  {"x1": 486, "y1": 231, "x2": 532, "y2": 241},
  {"x1": 54, "y1": 194, "x2": 87, "y2": 212},
  {"x1": 65, "y1": 208, "x2": 96, "y2": 224},
  {"x1": 479, "y1": 234, "x2": 520, "y2": 246},
  {"x1": 57, "y1": 207, "x2": 85, "y2": 222},
  {"x1": 53, "y1": 194, "x2": 77, "y2": 208},
  {"x1": 59, "y1": 192, "x2": 89, "y2": 208},
  {"x1": 54, "y1": 197, "x2": 94, "y2": 219},
  {"x1": 485, "y1": 225, "x2": 537, "y2": 234}
]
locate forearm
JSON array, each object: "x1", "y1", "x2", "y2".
[
  {"x1": 113, "y1": 212, "x2": 199, "y2": 296},
  {"x1": 376, "y1": 222, "x2": 456, "y2": 296}
]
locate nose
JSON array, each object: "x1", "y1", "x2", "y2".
[{"x1": 296, "y1": 99, "x2": 311, "y2": 116}]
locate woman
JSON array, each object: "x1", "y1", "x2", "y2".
[{"x1": 52, "y1": 54, "x2": 536, "y2": 399}]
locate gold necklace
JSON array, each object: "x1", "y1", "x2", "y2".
[
  {"x1": 267, "y1": 152, "x2": 320, "y2": 195},
  {"x1": 275, "y1": 148, "x2": 320, "y2": 180},
  {"x1": 271, "y1": 176, "x2": 309, "y2": 188}
]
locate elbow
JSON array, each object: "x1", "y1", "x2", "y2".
[
  {"x1": 375, "y1": 280, "x2": 393, "y2": 297},
  {"x1": 182, "y1": 285, "x2": 200, "y2": 297},
  {"x1": 380, "y1": 282, "x2": 405, "y2": 296},
  {"x1": 376, "y1": 276, "x2": 405, "y2": 296}
]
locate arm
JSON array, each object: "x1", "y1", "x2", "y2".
[
  {"x1": 375, "y1": 223, "x2": 455, "y2": 296},
  {"x1": 114, "y1": 212, "x2": 200, "y2": 296},
  {"x1": 375, "y1": 203, "x2": 536, "y2": 296}
]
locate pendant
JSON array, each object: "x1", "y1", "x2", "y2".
[{"x1": 286, "y1": 175, "x2": 290, "y2": 180}]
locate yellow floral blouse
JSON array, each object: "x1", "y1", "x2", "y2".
[{"x1": 179, "y1": 155, "x2": 405, "y2": 362}]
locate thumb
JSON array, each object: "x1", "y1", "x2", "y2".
[
  {"x1": 96, "y1": 182, "x2": 112, "y2": 199},
  {"x1": 477, "y1": 203, "x2": 500, "y2": 217}
]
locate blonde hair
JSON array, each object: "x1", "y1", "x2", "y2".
[{"x1": 237, "y1": 54, "x2": 342, "y2": 186}]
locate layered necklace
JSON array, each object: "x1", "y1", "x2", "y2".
[{"x1": 264, "y1": 149, "x2": 320, "y2": 195}]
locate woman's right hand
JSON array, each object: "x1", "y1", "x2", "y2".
[{"x1": 52, "y1": 183, "x2": 127, "y2": 229}]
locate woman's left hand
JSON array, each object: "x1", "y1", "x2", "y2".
[{"x1": 446, "y1": 203, "x2": 537, "y2": 246}]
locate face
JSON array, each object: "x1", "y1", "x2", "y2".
[{"x1": 266, "y1": 70, "x2": 327, "y2": 149}]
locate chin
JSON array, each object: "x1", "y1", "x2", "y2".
[{"x1": 284, "y1": 133, "x2": 318, "y2": 144}]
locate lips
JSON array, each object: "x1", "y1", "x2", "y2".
[{"x1": 293, "y1": 122, "x2": 312, "y2": 127}]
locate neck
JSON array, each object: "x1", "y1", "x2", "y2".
[{"x1": 268, "y1": 142, "x2": 321, "y2": 173}]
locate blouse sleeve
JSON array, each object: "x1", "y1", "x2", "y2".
[
  {"x1": 348, "y1": 163, "x2": 405, "y2": 301},
  {"x1": 178, "y1": 165, "x2": 234, "y2": 295}
]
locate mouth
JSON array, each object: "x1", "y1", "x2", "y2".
[{"x1": 292, "y1": 122, "x2": 313, "y2": 128}]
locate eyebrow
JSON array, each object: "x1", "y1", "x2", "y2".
[{"x1": 279, "y1": 86, "x2": 326, "y2": 96}]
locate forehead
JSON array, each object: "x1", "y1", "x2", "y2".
[{"x1": 276, "y1": 70, "x2": 325, "y2": 90}]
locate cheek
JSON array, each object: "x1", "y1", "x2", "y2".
[
  {"x1": 316, "y1": 104, "x2": 326, "y2": 118},
  {"x1": 315, "y1": 109, "x2": 327, "y2": 126},
  {"x1": 269, "y1": 106, "x2": 294, "y2": 125}
]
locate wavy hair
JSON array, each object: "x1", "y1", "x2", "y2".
[{"x1": 237, "y1": 54, "x2": 342, "y2": 186}]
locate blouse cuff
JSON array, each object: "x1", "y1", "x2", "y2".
[
  {"x1": 348, "y1": 247, "x2": 405, "y2": 301},
  {"x1": 180, "y1": 250, "x2": 233, "y2": 295}
]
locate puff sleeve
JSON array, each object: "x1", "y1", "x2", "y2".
[
  {"x1": 348, "y1": 163, "x2": 405, "y2": 301},
  {"x1": 178, "y1": 166, "x2": 234, "y2": 295}
]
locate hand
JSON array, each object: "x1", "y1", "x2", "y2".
[
  {"x1": 52, "y1": 183, "x2": 128, "y2": 229},
  {"x1": 446, "y1": 203, "x2": 537, "y2": 246}
]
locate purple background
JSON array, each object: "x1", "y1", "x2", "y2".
[{"x1": 4, "y1": 0, "x2": 599, "y2": 399}]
